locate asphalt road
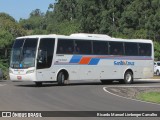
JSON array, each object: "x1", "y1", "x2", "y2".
[{"x1": 0, "y1": 79, "x2": 160, "y2": 120}]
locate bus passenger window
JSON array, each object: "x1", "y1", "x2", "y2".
[
  {"x1": 138, "y1": 43, "x2": 151, "y2": 56},
  {"x1": 109, "y1": 42, "x2": 124, "y2": 55},
  {"x1": 57, "y1": 46, "x2": 64, "y2": 54},
  {"x1": 93, "y1": 41, "x2": 108, "y2": 55},
  {"x1": 66, "y1": 47, "x2": 73, "y2": 54},
  {"x1": 75, "y1": 40, "x2": 92, "y2": 55},
  {"x1": 57, "y1": 39, "x2": 74, "y2": 54},
  {"x1": 140, "y1": 49, "x2": 145, "y2": 55},
  {"x1": 74, "y1": 44, "x2": 80, "y2": 54},
  {"x1": 113, "y1": 48, "x2": 119, "y2": 55},
  {"x1": 124, "y1": 42, "x2": 138, "y2": 56}
]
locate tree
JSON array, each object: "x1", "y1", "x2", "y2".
[
  {"x1": 0, "y1": 13, "x2": 26, "y2": 37},
  {"x1": 30, "y1": 9, "x2": 44, "y2": 17},
  {"x1": 0, "y1": 29, "x2": 13, "y2": 48},
  {"x1": 19, "y1": 9, "x2": 46, "y2": 34},
  {"x1": 0, "y1": 13, "x2": 26, "y2": 79}
]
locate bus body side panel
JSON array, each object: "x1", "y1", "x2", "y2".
[{"x1": 52, "y1": 55, "x2": 154, "y2": 81}]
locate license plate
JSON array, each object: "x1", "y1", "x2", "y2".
[{"x1": 17, "y1": 76, "x2": 22, "y2": 80}]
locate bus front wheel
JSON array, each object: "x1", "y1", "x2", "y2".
[
  {"x1": 57, "y1": 72, "x2": 65, "y2": 86},
  {"x1": 123, "y1": 71, "x2": 133, "y2": 84}
]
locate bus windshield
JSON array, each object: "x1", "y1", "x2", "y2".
[{"x1": 10, "y1": 38, "x2": 38, "y2": 69}]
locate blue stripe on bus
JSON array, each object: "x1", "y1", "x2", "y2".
[
  {"x1": 69, "y1": 55, "x2": 82, "y2": 63},
  {"x1": 88, "y1": 58, "x2": 100, "y2": 65}
]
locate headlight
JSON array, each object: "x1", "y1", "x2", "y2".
[{"x1": 26, "y1": 70, "x2": 35, "y2": 74}]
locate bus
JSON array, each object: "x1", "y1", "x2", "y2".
[{"x1": 9, "y1": 33, "x2": 154, "y2": 86}]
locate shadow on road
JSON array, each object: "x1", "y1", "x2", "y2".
[
  {"x1": 15, "y1": 83, "x2": 58, "y2": 88},
  {"x1": 133, "y1": 80, "x2": 160, "y2": 85},
  {"x1": 14, "y1": 80, "x2": 160, "y2": 88},
  {"x1": 0, "y1": 80, "x2": 8, "y2": 82}
]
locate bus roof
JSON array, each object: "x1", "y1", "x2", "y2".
[{"x1": 16, "y1": 33, "x2": 153, "y2": 43}]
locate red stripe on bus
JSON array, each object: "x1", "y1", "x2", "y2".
[{"x1": 79, "y1": 57, "x2": 91, "y2": 64}]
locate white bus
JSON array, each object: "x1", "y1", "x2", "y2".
[{"x1": 9, "y1": 33, "x2": 154, "y2": 86}]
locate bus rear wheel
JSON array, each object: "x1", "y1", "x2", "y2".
[
  {"x1": 123, "y1": 71, "x2": 133, "y2": 84},
  {"x1": 57, "y1": 72, "x2": 65, "y2": 86}
]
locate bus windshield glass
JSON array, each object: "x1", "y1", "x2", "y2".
[{"x1": 10, "y1": 38, "x2": 38, "y2": 69}]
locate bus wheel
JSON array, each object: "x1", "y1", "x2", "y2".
[
  {"x1": 57, "y1": 72, "x2": 65, "y2": 86},
  {"x1": 156, "y1": 70, "x2": 160, "y2": 76},
  {"x1": 35, "y1": 82, "x2": 42, "y2": 87},
  {"x1": 124, "y1": 71, "x2": 133, "y2": 84}
]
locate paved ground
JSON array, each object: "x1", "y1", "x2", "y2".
[{"x1": 0, "y1": 79, "x2": 160, "y2": 120}]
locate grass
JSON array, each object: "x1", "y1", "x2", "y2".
[
  {"x1": 152, "y1": 75, "x2": 160, "y2": 79},
  {"x1": 136, "y1": 75, "x2": 160, "y2": 104},
  {"x1": 136, "y1": 92, "x2": 160, "y2": 104}
]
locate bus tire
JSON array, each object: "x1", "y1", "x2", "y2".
[
  {"x1": 156, "y1": 70, "x2": 160, "y2": 76},
  {"x1": 57, "y1": 72, "x2": 65, "y2": 86},
  {"x1": 123, "y1": 71, "x2": 133, "y2": 84},
  {"x1": 35, "y1": 82, "x2": 42, "y2": 87}
]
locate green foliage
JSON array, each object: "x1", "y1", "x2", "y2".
[
  {"x1": 0, "y1": 13, "x2": 26, "y2": 37},
  {"x1": 0, "y1": 13, "x2": 26, "y2": 80},
  {"x1": 19, "y1": 9, "x2": 46, "y2": 33},
  {"x1": 0, "y1": 29, "x2": 13, "y2": 47},
  {"x1": 47, "y1": 20, "x2": 80, "y2": 35},
  {"x1": 0, "y1": 12, "x2": 16, "y2": 22},
  {"x1": 0, "y1": 60, "x2": 9, "y2": 80},
  {"x1": 154, "y1": 41, "x2": 160, "y2": 60},
  {"x1": 137, "y1": 92, "x2": 160, "y2": 103}
]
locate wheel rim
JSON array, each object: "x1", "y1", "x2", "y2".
[{"x1": 126, "y1": 73, "x2": 132, "y2": 82}]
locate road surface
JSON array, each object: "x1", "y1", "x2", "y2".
[{"x1": 0, "y1": 79, "x2": 160, "y2": 120}]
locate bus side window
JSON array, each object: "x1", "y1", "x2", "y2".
[
  {"x1": 66, "y1": 47, "x2": 73, "y2": 54},
  {"x1": 57, "y1": 46, "x2": 64, "y2": 54},
  {"x1": 75, "y1": 40, "x2": 92, "y2": 55},
  {"x1": 112, "y1": 48, "x2": 119, "y2": 55},
  {"x1": 74, "y1": 44, "x2": 80, "y2": 54},
  {"x1": 139, "y1": 43, "x2": 151, "y2": 56},
  {"x1": 57, "y1": 39, "x2": 74, "y2": 54},
  {"x1": 93, "y1": 41, "x2": 108, "y2": 55},
  {"x1": 109, "y1": 42, "x2": 124, "y2": 55},
  {"x1": 125, "y1": 42, "x2": 138, "y2": 56},
  {"x1": 146, "y1": 50, "x2": 151, "y2": 56},
  {"x1": 140, "y1": 49, "x2": 145, "y2": 56}
]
